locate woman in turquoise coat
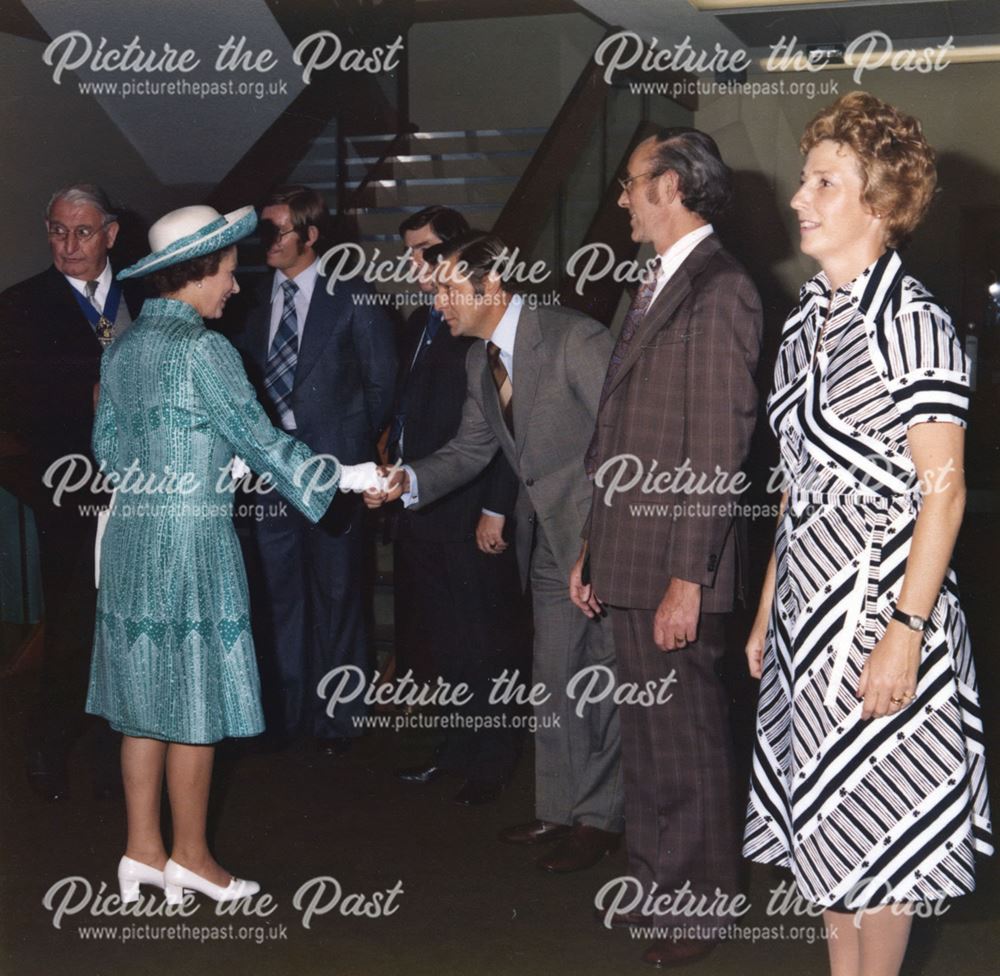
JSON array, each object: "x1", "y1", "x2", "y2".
[{"x1": 85, "y1": 204, "x2": 382, "y2": 905}]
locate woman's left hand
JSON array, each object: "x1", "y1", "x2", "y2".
[{"x1": 856, "y1": 621, "x2": 922, "y2": 719}]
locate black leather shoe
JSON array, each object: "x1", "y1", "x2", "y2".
[
  {"x1": 26, "y1": 747, "x2": 69, "y2": 802},
  {"x1": 453, "y1": 779, "x2": 505, "y2": 806},
  {"x1": 497, "y1": 819, "x2": 572, "y2": 845},
  {"x1": 536, "y1": 825, "x2": 621, "y2": 872},
  {"x1": 395, "y1": 762, "x2": 446, "y2": 784},
  {"x1": 316, "y1": 736, "x2": 353, "y2": 757},
  {"x1": 642, "y1": 939, "x2": 716, "y2": 968},
  {"x1": 594, "y1": 907, "x2": 647, "y2": 928}
]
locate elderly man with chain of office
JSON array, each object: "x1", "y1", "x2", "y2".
[{"x1": 0, "y1": 184, "x2": 145, "y2": 801}]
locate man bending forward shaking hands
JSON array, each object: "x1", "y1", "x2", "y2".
[
  {"x1": 368, "y1": 231, "x2": 624, "y2": 874},
  {"x1": 571, "y1": 129, "x2": 762, "y2": 969}
]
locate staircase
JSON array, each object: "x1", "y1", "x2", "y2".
[{"x1": 284, "y1": 125, "x2": 547, "y2": 290}]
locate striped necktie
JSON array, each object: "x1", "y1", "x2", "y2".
[
  {"x1": 584, "y1": 263, "x2": 661, "y2": 477},
  {"x1": 264, "y1": 279, "x2": 299, "y2": 430},
  {"x1": 487, "y1": 340, "x2": 514, "y2": 436}
]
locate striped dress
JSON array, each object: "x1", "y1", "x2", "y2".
[{"x1": 744, "y1": 250, "x2": 992, "y2": 909}]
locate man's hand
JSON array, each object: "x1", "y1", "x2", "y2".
[
  {"x1": 569, "y1": 544, "x2": 602, "y2": 619},
  {"x1": 476, "y1": 513, "x2": 508, "y2": 554},
  {"x1": 653, "y1": 578, "x2": 701, "y2": 651},
  {"x1": 363, "y1": 464, "x2": 408, "y2": 509}
]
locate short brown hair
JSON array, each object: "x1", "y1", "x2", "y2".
[
  {"x1": 150, "y1": 246, "x2": 232, "y2": 295},
  {"x1": 800, "y1": 91, "x2": 936, "y2": 247},
  {"x1": 264, "y1": 184, "x2": 327, "y2": 244}
]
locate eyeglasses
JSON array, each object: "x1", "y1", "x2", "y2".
[
  {"x1": 618, "y1": 171, "x2": 659, "y2": 194},
  {"x1": 46, "y1": 223, "x2": 108, "y2": 242},
  {"x1": 259, "y1": 222, "x2": 299, "y2": 248}
]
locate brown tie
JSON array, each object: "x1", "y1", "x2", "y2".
[{"x1": 486, "y1": 341, "x2": 514, "y2": 436}]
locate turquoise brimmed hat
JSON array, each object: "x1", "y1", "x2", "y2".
[{"x1": 117, "y1": 204, "x2": 257, "y2": 279}]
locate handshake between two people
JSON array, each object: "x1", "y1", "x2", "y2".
[{"x1": 336, "y1": 461, "x2": 409, "y2": 506}]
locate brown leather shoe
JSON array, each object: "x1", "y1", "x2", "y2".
[
  {"x1": 536, "y1": 825, "x2": 621, "y2": 873},
  {"x1": 497, "y1": 819, "x2": 572, "y2": 845},
  {"x1": 641, "y1": 939, "x2": 716, "y2": 968}
]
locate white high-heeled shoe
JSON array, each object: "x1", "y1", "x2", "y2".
[
  {"x1": 163, "y1": 858, "x2": 260, "y2": 903},
  {"x1": 117, "y1": 855, "x2": 168, "y2": 904}
]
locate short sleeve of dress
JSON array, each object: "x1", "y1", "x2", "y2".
[{"x1": 880, "y1": 300, "x2": 970, "y2": 429}]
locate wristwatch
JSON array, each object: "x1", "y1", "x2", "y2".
[{"x1": 891, "y1": 607, "x2": 927, "y2": 632}]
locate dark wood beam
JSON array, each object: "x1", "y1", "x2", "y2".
[
  {"x1": 492, "y1": 53, "x2": 608, "y2": 254},
  {"x1": 558, "y1": 120, "x2": 660, "y2": 325},
  {"x1": 207, "y1": 0, "x2": 413, "y2": 212},
  {"x1": 413, "y1": 0, "x2": 581, "y2": 21},
  {"x1": 0, "y1": 1, "x2": 48, "y2": 42}
]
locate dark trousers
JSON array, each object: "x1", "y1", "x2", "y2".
[
  {"x1": 29, "y1": 510, "x2": 119, "y2": 780},
  {"x1": 394, "y1": 524, "x2": 528, "y2": 785},
  {"x1": 609, "y1": 607, "x2": 741, "y2": 937},
  {"x1": 253, "y1": 493, "x2": 371, "y2": 739}
]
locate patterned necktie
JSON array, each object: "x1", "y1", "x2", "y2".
[
  {"x1": 264, "y1": 279, "x2": 299, "y2": 429},
  {"x1": 86, "y1": 279, "x2": 114, "y2": 348},
  {"x1": 584, "y1": 262, "x2": 662, "y2": 477},
  {"x1": 487, "y1": 340, "x2": 514, "y2": 436}
]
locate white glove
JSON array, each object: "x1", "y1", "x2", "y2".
[{"x1": 338, "y1": 462, "x2": 385, "y2": 494}]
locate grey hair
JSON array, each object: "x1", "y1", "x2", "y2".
[{"x1": 45, "y1": 183, "x2": 118, "y2": 224}]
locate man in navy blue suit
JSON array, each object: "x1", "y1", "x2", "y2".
[{"x1": 237, "y1": 185, "x2": 396, "y2": 752}]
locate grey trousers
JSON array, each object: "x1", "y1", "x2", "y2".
[{"x1": 529, "y1": 525, "x2": 624, "y2": 832}]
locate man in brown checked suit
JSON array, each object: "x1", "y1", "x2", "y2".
[{"x1": 570, "y1": 129, "x2": 762, "y2": 969}]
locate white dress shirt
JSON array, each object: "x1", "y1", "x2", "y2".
[
  {"x1": 64, "y1": 258, "x2": 113, "y2": 310},
  {"x1": 402, "y1": 294, "x2": 525, "y2": 510},
  {"x1": 649, "y1": 223, "x2": 714, "y2": 306},
  {"x1": 268, "y1": 258, "x2": 320, "y2": 351},
  {"x1": 267, "y1": 258, "x2": 320, "y2": 431}
]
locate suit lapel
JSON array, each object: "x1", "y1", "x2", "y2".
[
  {"x1": 294, "y1": 272, "x2": 339, "y2": 388},
  {"x1": 44, "y1": 266, "x2": 103, "y2": 353},
  {"x1": 605, "y1": 235, "x2": 719, "y2": 400},
  {"x1": 244, "y1": 278, "x2": 272, "y2": 369},
  {"x1": 510, "y1": 302, "x2": 542, "y2": 459}
]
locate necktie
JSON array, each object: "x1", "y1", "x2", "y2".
[
  {"x1": 264, "y1": 279, "x2": 299, "y2": 430},
  {"x1": 487, "y1": 341, "x2": 514, "y2": 436},
  {"x1": 86, "y1": 279, "x2": 114, "y2": 348},
  {"x1": 584, "y1": 262, "x2": 662, "y2": 477}
]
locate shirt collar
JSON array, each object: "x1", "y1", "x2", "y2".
[
  {"x1": 63, "y1": 258, "x2": 112, "y2": 296},
  {"x1": 272, "y1": 258, "x2": 319, "y2": 305},
  {"x1": 799, "y1": 249, "x2": 900, "y2": 317},
  {"x1": 654, "y1": 224, "x2": 714, "y2": 277},
  {"x1": 485, "y1": 293, "x2": 523, "y2": 359}
]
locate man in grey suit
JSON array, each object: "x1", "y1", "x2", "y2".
[
  {"x1": 369, "y1": 231, "x2": 623, "y2": 872},
  {"x1": 571, "y1": 129, "x2": 762, "y2": 968}
]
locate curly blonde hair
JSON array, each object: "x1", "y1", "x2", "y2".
[{"x1": 800, "y1": 91, "x2": 936, "y2": 247}]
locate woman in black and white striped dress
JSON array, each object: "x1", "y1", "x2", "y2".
[{"x1": 744, "y1": 92, "x2": 992, "y2": 976}]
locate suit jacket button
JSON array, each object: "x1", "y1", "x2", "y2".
[
  {"x1": 525, "y1": 478, "x2": 534, "y2": 486},
  {"x1": 707, "y1": 554, "x2": 717, "y2": 571}
]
